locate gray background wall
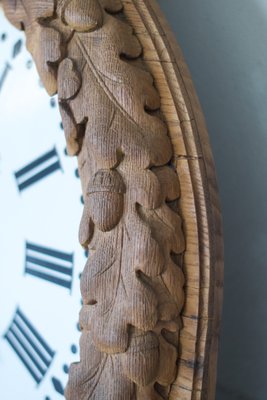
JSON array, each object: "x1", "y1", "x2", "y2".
[{"x1": 157, "y1": 1, "x2": 267, "y2": 399}]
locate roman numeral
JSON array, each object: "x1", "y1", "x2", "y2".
[
  {"x1": 0, "y1": 62, "x2": 11, "y2": 92},
  {"x1": 4, "y1": 308, "x2": 55, "y2": 384},
  {"x1": 25, "y1": 242, "x2": 74, "y2": 291},
  {"x1": 14, "y1": 147, "x2": 62, "y2": 192}
]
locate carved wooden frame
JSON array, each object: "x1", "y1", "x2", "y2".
[{"x1": 2, "y1": 1, "x2": 223, "y2": 399}]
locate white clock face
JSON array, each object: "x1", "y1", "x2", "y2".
[{"x1": 0, "y1": 12, "x2": 85, "y2": 400}]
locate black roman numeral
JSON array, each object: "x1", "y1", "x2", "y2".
[
  {"x1": 14, "y1": 147, "x2": 62, "y2": 192},
  {"x1": 25, "y1": 242, "x2": 74, "y2": 291},
  {"x1": 0, "y1": 62, "x2": 11, "y2": 92},
  {"x1": 4, "y1": 308, "x2": 55, "y2": 384}
]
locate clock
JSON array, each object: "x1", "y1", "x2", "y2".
[
  {"x1": 0, "y1": 12, "x2": 85, "y2": 400},
  {"x1": 0, "y1": 0, "x2": 225, "y2": 398}
]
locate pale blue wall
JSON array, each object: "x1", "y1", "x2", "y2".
[{"x1": 158, "y1": 1, "x2": 267, "y2": 399}]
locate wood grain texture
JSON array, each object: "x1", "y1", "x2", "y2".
[{"x1": 2, "y1": 1, "x2": 223, "y2": 399}]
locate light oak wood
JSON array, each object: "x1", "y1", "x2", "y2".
[{"x1": 2, "y1": 1, "x2": 223, "y2": 399}]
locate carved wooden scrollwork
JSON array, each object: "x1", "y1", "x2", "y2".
[{"x1": 2, "y1": 1, "x2": 223, "y2": 399}]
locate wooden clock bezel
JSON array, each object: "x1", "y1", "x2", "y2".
[{"x1": 1, "y1": 1, "x2": 223, "y2": 399}]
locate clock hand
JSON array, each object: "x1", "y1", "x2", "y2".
[
  {"x1": 0, "y1": 61, "x2": 11, "y2": 93},
  {"x1": 0, "y1": 39, "x2": 23, "y2": 95},
  {"x1": 12, "y1": 38, "x2": 22, "y2": 58},
  {"x1": 0, "y1": 36, "x2": 23, "y2": 93}
]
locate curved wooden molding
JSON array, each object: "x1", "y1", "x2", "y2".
[{"x1": 2, "y1": 1, "x2": 223, "y2": 399}]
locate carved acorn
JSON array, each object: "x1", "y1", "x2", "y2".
[
  {"x1": 62, "y1": 0, "x2": 103, "y2": 32},
  {"x1": 88, "y1": 169, "x2": 125, "y2": 232}
]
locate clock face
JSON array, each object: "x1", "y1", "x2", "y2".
[{"x1": 0, "y1": 11, "x2": 85, "y2": 399}]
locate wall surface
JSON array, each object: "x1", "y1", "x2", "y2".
[{"x1": 157, "y1": 1, "x2": 267, "y2": 399}]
